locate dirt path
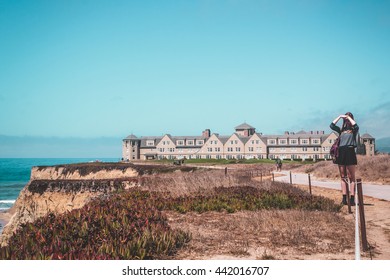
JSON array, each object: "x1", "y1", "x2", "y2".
[
  {"x1": 168, "y1": 177, "x2": 390, "y2": 260},
  {"x1": 293, "y1": 184, "x2": 390, "y2": 259}
]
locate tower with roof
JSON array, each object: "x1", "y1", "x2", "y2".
[
  {"x1": 122, "y1": 134, "x2": 141, "y2": 161},
  {"x1": 359, "y1": 133, "x2": 376, "y2": 156},
  {"x1": 234, "y1": 122, "x2": 256, "y2": 137}
]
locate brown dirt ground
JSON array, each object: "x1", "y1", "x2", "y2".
[
  {"x1": 166, "y1": 181, "x2": 390, "y2": 260},
  {"x1": 1, "y1": 174, "x2": 388, "y2": 260}
]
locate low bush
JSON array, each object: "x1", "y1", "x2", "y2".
[
  {"x1": 152, "y1": 185, "x2": 341, "y2": 213},
  {"x1": 0, "y1": 190, "x2": 190, "y2": 260},
  {"x1": 0, "y1": 183, "x2": 340, "y2": 260}
]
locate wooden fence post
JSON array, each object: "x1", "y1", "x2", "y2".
[
  {"x1": 289, "y1": 171, "x2": 292, "y2": 185},
  {"x1": 308, "y1": 174, "x2": 312, "y2": 196},
  {"x1": 356, "y1": 179, "x2": 368, "y2": 251},
  {"x1": 272, "y1": 172, "x2": 274, "y2": 182}
]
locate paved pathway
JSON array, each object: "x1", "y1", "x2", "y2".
[{"x1": 274, "y1": 171, "x2": 390, "y2": 201}]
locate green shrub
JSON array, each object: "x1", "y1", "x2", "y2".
[{"x1": 0, "y1": 190, "x2": 191, "y2": 260}]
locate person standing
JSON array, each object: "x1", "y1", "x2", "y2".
[
  {"x1": 275, "y1": 157, "x2": 282, "y2": 172},
  {"x1": 330, "y1": 112, "x2": 359, "y2": 206}
]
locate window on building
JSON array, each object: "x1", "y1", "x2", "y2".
[
  {"x1": 249, "y1": 147, "x2": 254, "y2": 152},
  {"x1": 268, "y1": 139, "x2": 276, "y2": 145},
  {"x1": 197, "y1": 140, "x2": 204, "y2": 145},
  {"x1": 290, "y1": 139, "x2": 298, "y2": 145},
  {"x1": 146, "y1": 140, "x2": 154, "y2": 146},
  {"x1": 312, "y1": 139, "x2": 320, "y2": 144},
  {"x1": 302, "y1": 147, "x2": 307, "y2": 151},
  {"x1": 187, "y1": 140, "x2": 194, "y2": 145},
  {"x1": 279, "y1": 139, "x2": 287, "y2": 145},
  {"x1": 236, "y1": 147, "x2": 240, "y2": 152},
  {"x1": 177, "y1": 140, "x2": 184, "y2": 146},
  {"x1": 301, "y1": 139, "x2": 309, "y2": 144}
]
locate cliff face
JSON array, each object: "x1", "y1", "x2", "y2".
[
  {"x1": 0, "y1": 163, "x2": 144, "y2": 247},
  {"x1": 0, "y1": 162, "x2": 241, "y2": 247}
]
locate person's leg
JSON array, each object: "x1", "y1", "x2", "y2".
[
  {"x1": 338, "y1": 165, "x2": 348, "y2": 194},
  {"x1": 347, "y1": 165, "x2": 356, "y2": 196},
  {"x1": 338, "y1": 165, "x2": 348, "y2": 204},
  {"x1": 347, "y1": 165, "x2": 356, "y2": 205}
]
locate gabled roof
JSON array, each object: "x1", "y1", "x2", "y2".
[
  {"x1": 235, "y1": 122, "x2": 255, "y2": 130},
  {"x1": 217, "y1": 135, "x2": 231, "y2": 145},
  {"x1": 238, "y1": 136, "x2": 251, "y2": 144},
  {"x1": 361, "y1": 133, "x2": 374, "y2": 139}
]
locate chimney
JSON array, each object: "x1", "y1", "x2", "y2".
[
  {"x1": 285, "y1": 131, "x2": 289, "y2": 135},
  {"x1": 310, "y1": 131, "x2": 313, "y2": 134},
  {"x1": 202, "y1": 129, "x2": 211, "y2": 138}
]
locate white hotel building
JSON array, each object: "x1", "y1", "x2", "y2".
[{"x1": 122, "y1": 123, "x2": 375, "y2": 161}]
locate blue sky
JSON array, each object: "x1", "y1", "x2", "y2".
[{"x1": 1, "y1": 0, "x2": 390, "y2": 155}]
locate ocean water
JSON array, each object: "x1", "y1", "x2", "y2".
[{"x1": 0, "y1": 158, "x2": 118, "y2": 212}]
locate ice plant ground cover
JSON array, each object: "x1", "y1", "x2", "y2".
[{"x1": 0, "y1": 182, "x2": 341, "y2": 260}]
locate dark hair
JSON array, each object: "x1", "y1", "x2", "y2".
[{"x1": 342, "y1": 112, "x2": 354, "y2": 131}]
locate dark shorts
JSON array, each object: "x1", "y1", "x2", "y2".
[{"x1": 335, "y1": 146, "x2": 357, "y2": 166}]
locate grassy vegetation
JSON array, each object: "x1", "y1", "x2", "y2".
[
  {"x1": 153, "y1": 186, "x2": 341, "y2": 213},
  {"x1": 151, "y1": 158, "x2": 316, "y2": 165},
  {"x1": 296, "y1": 154, "x2": 390, "y2": 184},
  {"x1": 0, "y1": 190, "x2": 191, "y2": 260},
  {"x1": 36, "y1": 162, "x2": 198, "y2": 176},
  {"x1": 0, "y1": 182, "x2": 341, "y2": 260}
]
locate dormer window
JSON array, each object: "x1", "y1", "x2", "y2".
[
  {"x1": 312, "y1": 139, "x2": 320, "y2": 144},
  {"x1": 268, "y1": 139, "x2": 276, "y2": 145},
  {"x1": 279, "y1": 139, "x2": 287, "y2": 145},
  {"x1": 146, "y1": 140, "x2": 154, "y2": 146}
]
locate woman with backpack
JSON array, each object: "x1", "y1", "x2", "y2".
[{"x1": 330, "y1": 112, "x2": 359, "y2": 206}]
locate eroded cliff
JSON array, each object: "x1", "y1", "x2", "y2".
[{"x1": 0, "y1": 162, "x2": 198, "y2": 247}]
